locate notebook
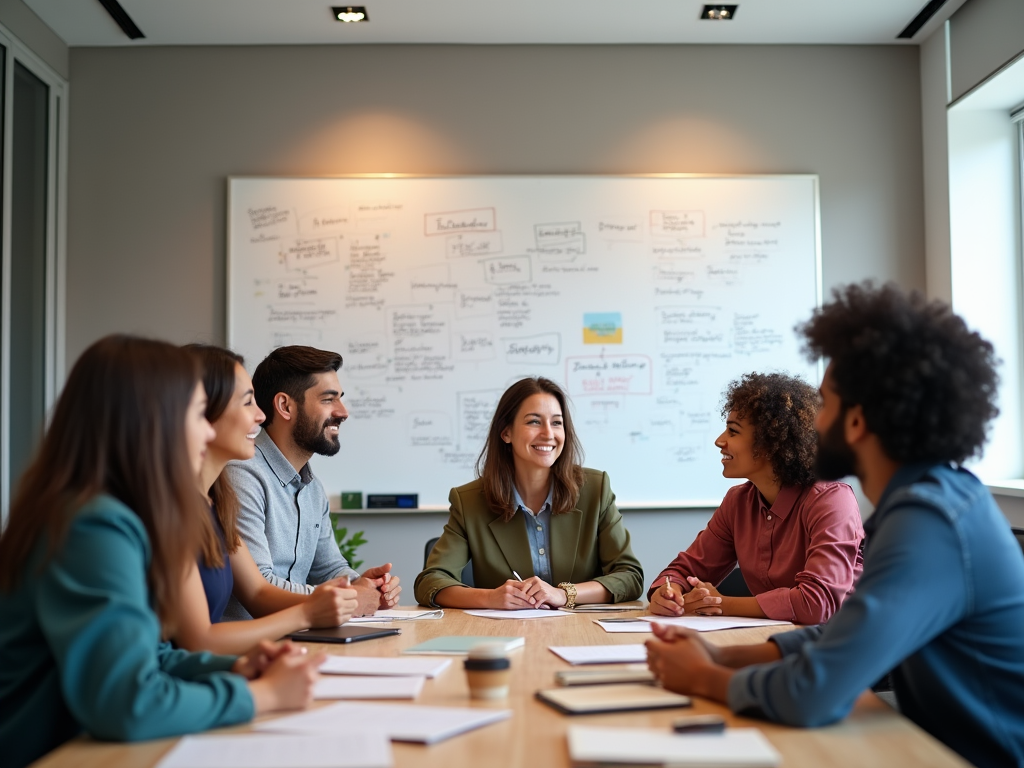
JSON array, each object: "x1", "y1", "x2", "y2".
[
  {"x1": 567, "y1": 725, "x2": 781, "y2": 767},
  {"x1": 401, "y1": 636, "x2": 524, "y2": 655},
  {"x1": 284, "y1": 625, "x2": 400, "y2": 644},
  {"x1": 537, "y1": 683, "x2": 691, "y2": 714},
  {"x1": 256, "y1": 701, "x2": 511, "y2": 744},
  {"x1": 549, "y1": 644, "x2": 647, "y2": 665}
]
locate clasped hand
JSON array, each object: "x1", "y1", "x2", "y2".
[
  {"x1": 489, "y1": 576, "x2": 566, "y2": 609},
  {"x1": 235, "y1": 639, "x2": 326, "y2": 714},
  {"x1": 649, "y1": 575, "x2": 724, "y2": 616}
]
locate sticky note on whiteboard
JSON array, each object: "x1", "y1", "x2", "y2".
[{"x1": 583, "y1": 313, "x2": 623, "y2": 344}]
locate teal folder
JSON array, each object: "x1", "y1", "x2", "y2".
[{"x1": 401, "y1": 636, "x2": 525, "y2": 655}]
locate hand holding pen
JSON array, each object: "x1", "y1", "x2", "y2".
[
  {"x1": 650, "y1": 575, "x2": 689, "y2": 616},
  {"x1": 488, "y1": 569, "x2": 539, "y2": 610}
]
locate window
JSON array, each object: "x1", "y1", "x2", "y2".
[{"x1": 0, "y1": 28, "x2": 67, "y2": 524}]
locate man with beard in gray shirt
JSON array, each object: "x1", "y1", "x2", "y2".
[{"x1": 223, "y1": 346, "x2": 400, "y2": 620}]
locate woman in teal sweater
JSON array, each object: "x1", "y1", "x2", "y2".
[{"x1": 0, "y1": 336, "x2": 324, "y2": 768}]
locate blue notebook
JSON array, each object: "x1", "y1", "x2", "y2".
[{"x1": 401, "y1": 636, "x2": 525, "y2": 655}]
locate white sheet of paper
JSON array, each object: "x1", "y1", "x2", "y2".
[
  {"x1": 313, "y1": 676, "x2": 425, "y2": 699},
  {"x1": 319, "y1": 656, "x2": 452, "y2": 678},
  {"x1": 568, "y1": 726, "x2": 780, "y2": 767},
  {"x1": 255, "y1": 701, "x2": 511, "y2": 744},
  {"x1": 640, "y1": 616, "x2": 793, "y2": 632},
  {"x1": 349, "y1": 609, "x2": 443, "y2": 623},
  {"x1": 155, "y1": 733, "x2": 392, "y2": 768},
  {"x1": 548, "y1": 645, "x2": 647, "y2": 665},
  {"x1": 594, "y1": 620, "x2": 655, "y2": 633},
  {"x1": 465, "y1": 609, "x2": 573, "y2": 620}
]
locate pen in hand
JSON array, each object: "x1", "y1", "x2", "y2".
[{"x1": 512, "y1": 571, "x2": 524, "y2": 582}]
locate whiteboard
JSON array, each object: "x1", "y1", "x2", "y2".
[{"x1": 228, "y1": 176, "x2": 820, "y2": 508}]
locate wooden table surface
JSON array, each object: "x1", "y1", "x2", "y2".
[{"x1": 33, "y1": 608, "x2": 970, "y2": 768}]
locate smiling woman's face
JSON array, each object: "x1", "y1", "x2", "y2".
[
  {"x1": 209, "y1": 363, "x2": 266, "y2": 462},
  {"x1": 501, "y1": 393, "x2": 565, "y2": 474},
  {"x1": 714, "y1": 410, "x2": 770, "y2": 481}
]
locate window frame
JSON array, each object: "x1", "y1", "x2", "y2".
[{"x1": 0, "y1": 23, "x2": 68, "y2": 525}]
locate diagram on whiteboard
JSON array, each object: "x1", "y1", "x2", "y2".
[{"x1": 229, "y1": 176, "x2": 821, "y2": 507}]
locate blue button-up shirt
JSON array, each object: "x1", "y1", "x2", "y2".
[
  {"x1": 512, "y1": 485, "x2": 554, "y2": 583},
  {"x1": 728, "y1": 463, "x2": 1024, "y2": 768}
]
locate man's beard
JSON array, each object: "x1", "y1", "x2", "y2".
[
  {"x1": 293, "y1": 407, "x2": 342, "y2": 456},
  {"x1": 814, "y1": 411, "x2": 858, "y2": 481}
]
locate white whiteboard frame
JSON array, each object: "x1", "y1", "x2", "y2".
[{"x1": 226, "y1": 174, "x2": 823, "y2": 510}]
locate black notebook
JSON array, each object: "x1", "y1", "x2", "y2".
[{"x1": 284, "y1": 625, "x2": 401, "y2": 644}]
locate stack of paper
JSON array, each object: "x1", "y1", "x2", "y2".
[
  {"x1": 549, "y1": 645, "x2": 647, "y2": 665},
  {"x1": 256, "y1": 701, "x2": 511, "y2": 744},
  {"x1": 155, "y1": 733, "x2": 392, "y2": 768},
  {"x1": 567, "y1": 725, "x2": 780, "y2": 767},
  {"x1": 465, "y1": 609, "x2": 572, "y2": 620},
  {"x1": 349, "y1": 609, "x2": 443, "y2": 623},
  {"x1": 559, "y1": 602, "x2": 645, "y2": 613},
  {"x1": 319, "y1": 656, "x2": 452, "y2": 678},
  {"x1": 640, "y1": 616, "x2": 793, "y2": 632},
  {"x1": 313, "y1": 676, "x2": 425, "y2": 700}
]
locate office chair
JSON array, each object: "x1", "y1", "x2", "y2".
[
  {"x1": 1012, "y1": 527, "x2": 1024, "y2": 558},
  {"x1": 716, "y1": 567, "x2": 752, "y2": 597},
  {"x1": 424, "y1": 536, "x2": 475, "y2": 587}
]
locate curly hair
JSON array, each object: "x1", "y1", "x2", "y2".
[
  {"x1": 722, "y1": 372, "x2": 819, "y2": 487},
  {"x1": 799, "y1": 282, "x2": 999, "y2": 464}
]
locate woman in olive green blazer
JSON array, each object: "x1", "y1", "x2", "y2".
[{"x1": 414, "y1": 377, "x2": 643, "y2": 609}]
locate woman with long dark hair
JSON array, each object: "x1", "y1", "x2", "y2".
[
  {"x1": 0, "y1": 336, "x2": 322, "y2": 768},
  {"x1": 172, "y1": 345, "x2": 358, "y2": 655},
  {"x1": 415, "y1": 377, "x2": 643, "y2": 609}
]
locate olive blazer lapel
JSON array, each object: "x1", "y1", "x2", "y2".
[
  {"x1": 550, "y1": 507, "x2": 583, "y2": 584},
  {"x1": 487, "y1": 514, "x2": 534, "y2": 579}
]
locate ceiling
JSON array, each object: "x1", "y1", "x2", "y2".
[{"x1": 25, "y1": 0, "x2": 964, "y2": 47}]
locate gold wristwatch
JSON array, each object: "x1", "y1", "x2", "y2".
[{"x1": 558, "y1": 582, "x2": 578, "y2": 610}]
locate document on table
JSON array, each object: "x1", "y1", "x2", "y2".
[
  {"x1": 155, "y1": 732, "x2": 392, "y2": 768},
  {"x1": 319, "y1": 656, "x2": 451, "y2": 678},
  {"x1": 255, "y1": 701, "x2": 512, "y2": 744},
  {"x1": 567, "y1": 725, "x2": 780, "y2": 767},
  {"x1": 594, "y1": 620, "x2": 655, "y2": 633},
  {"x1": 549, "y1": 645, "x2": 647, "y2": 665},
  {"x1": 349, "y1": 609, "x2": 444, "y2": 623},
  {"x1": 640, "y1": 616, "x2": 793, "y2": 632},
  {"x1": 559, "y1": 601, "x2": 645, "y2": 613},
  {"x1": 465, "y1": 609, "x2": 573, "y2": 620},
  {"x1": 314, "y1": 675, "x2": 424, "y2": 700}
]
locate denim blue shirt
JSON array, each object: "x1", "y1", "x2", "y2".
[
  {"x1": 728, "y1": 464, "x2": 1024, "y2": 768},
  {"x1": 512, "y1": 484, "x2": 554, "y2": 583},
  {"x1": 222, "y1": 430, "x2": 359, "y2": 620}
]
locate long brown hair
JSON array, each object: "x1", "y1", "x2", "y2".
[
  {"x1": 476, "y1": 377, "x2": 584, "y2": 522},
  {"x1": 0, "y1": 335, "x2": 208, "y2": 632},
  {"x1": 184, "y1": 344, "x2": 245, "y2": 565}
]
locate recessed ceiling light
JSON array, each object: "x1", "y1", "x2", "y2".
[
  {"x1": 332, "y1": 6, "x2": 369, "y2": 22},
  {"x1": 701, "y1": 5, "x2": 738, "y2": 20}
]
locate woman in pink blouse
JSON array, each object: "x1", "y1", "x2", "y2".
[{"x1": 649, "y1": 373, "x2": 864, "y2": 625}]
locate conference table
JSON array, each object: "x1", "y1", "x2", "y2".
[{"x1": 33, "y1": 607, "x2": 970, "y2": 768}]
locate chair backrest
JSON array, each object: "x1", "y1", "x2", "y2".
[
  {"x1": 1012, "y1": 528, "x2": 1024, "y2": 558},
  {"x1": 717, "y1": 567, "x2": 752, "y2": 598},
  {"x1": 423, "y1": 536, "x2": 474, "y2": 587}
]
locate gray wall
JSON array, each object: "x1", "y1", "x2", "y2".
[
  {"x1": 66, "y1": 44, "x2": 924, "y2": 590},
  {"x1": 0, "y1": 0, "x2": 68, "y2": 78},
  {"x1": 66, "y1": 44, "x2": 925, "y2": 364},
  {"x1": 949, "y1": 0, "x2": 1024, "y2": 102}
]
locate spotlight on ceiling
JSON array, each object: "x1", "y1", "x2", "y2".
[
  {"x1": 701, "y1": 5, "x2": 738, "y2": 20},
  {"x1": 332, "y1": 6, "x2": 369, "y2": 22}
]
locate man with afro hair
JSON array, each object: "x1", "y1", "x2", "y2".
[{"x1": 646, "y1": 283, "x2": 1024, "y2": 768}]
